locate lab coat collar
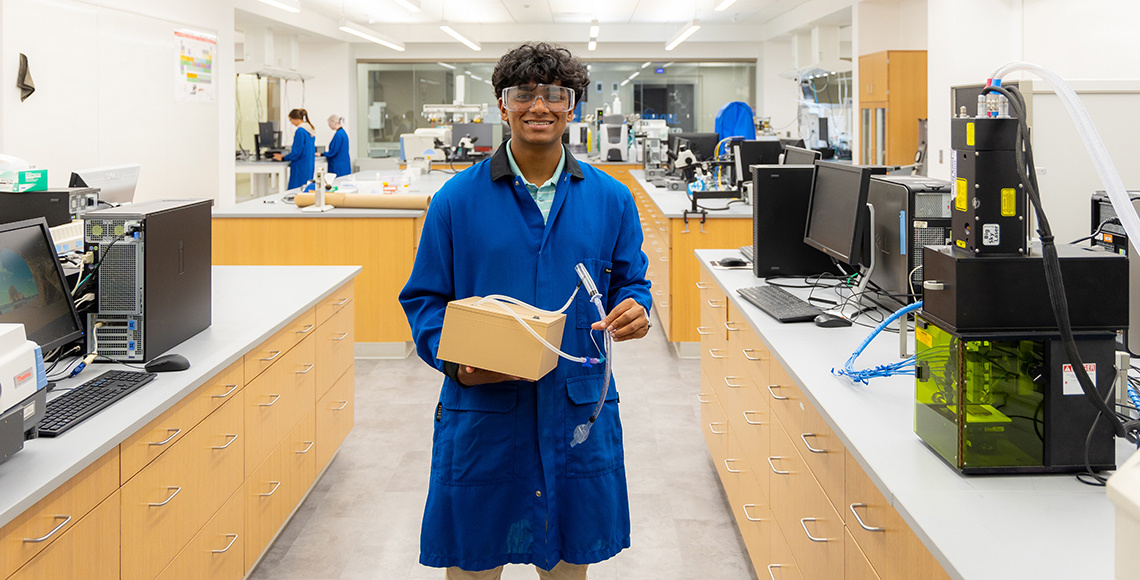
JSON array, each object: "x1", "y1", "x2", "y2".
[{"x1": 490, "y1": 142, "x2": 583, "y2": 182}]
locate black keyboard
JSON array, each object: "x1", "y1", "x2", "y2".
[
  {"x1": 739, "y1": 245, "x2": 754, "y2": 262},
  {"x1": 39, "y1": 370, "x2": 157, "y2": 437},
  {"x1": 737, "y1": 285, "x2": 823, "y2": 323}
]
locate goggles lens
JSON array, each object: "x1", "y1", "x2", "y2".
[{"x1": 502, "y1": 84, "x2": 575, "y2": 112}]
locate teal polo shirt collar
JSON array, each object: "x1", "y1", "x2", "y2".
[{"x1": 505, "y1": 138, "x2": 565, "y2": 192}]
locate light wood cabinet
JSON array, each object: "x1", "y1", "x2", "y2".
[
  {"x1": 858, "y1": 50, "x2": 927, "y2": 166},
  {"x1": 316, "y1": 368, "x2": 356, "y2": 471},
  {"x1": 244, "y1": 310, "x2": 316, "y2": 382},
  {"x1": 155, "y1": 490, "x2": 244, "y2": 580},
  {"x1": 316, "y1": 299, "x2": 355, "y2": 399},
  {"x1": 244, "y1": 334, "x2": 316, "y2": 478},
  {"x1": 9, "y1": 491, "x2": 120, "y2": 580},
  {"x1": 844, "y1": 528, "x2": 882, "y2": 580},
  {"x1": 768, "y1": 521, "x2": 805, "y2": 580},
  {"x1": 0, "y1": 449, "x2": 119, "y2": 579}
]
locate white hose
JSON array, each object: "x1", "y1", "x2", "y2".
[{"x1": 989, "y1": 62, "x2": 1140, "y2": 245}]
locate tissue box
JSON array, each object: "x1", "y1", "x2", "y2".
[
  {"x1": 437, "y1": 296, "x2": 566, "y2": 381},
  {"x1": 0, "y1": 169, "x2": 48, "y2": 192}
]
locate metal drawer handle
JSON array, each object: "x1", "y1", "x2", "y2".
[
  {"x1": 23, "y1": 515, "x2": 71, "y2": 543},
  {"x1": 707, "y1": 299, "x2": 724, "y2": 308},
  {"x1": 800, "y1": 433, "x2": 828, "y2": 454},
  {"x1": 725, "y1": 321, "x2": 740, "y2": 332},
  {"x1": 742, "y1": 349, "x2": 762, "y2": 361},
  {"x1": 695, "y1": 281, "x2": 709, "y2": 289},
  {"x1": 332, "y1": 332, "x2": 349, "y2": 341},
  {"x1": 259, "y1": 394, "x2": 282, "y2": 407},
  {"x1": 653, "y1": 290, "x2": 664, "y2": 296},
  {"x1": 696, "y1": 327, "x2": 712, "y2": 336},
  {"x1": 659, "y1": 256, "x2": 668, "y2": 262},
  {"x1": 296, "y1": 441, "x2": 315, "y2": 454},
  {"x1": 724, "y1": 458, "x2": 741, "y2": 473},
  {"x1": 148, "y1": 428, "x2": 181, "y2": 446},
  {"x1": 296, "y1": 324, "x2": 314, "y2": 334},
  {"x1": 332, "y1": 298, "x2": 349, "y2": 306},
  {"x1": 742, "y1": 504, "x2": 763, "y2": 522},
  {"x1": 800, "y1": 518, "x2": 831, "y2": 542},
  {"x1": 743, "y1": 410, "x2": 765, "y2": 425},
  {"x1": 212, "y1": 534, "x2": 239, "y2": 554},
  {"x1": 212, "y1": 433, "x2": 239, "y2": 450},
  {"x1": 655, "y1": 247, "x2": 665, "y2": 253},
  {"x1": 149, "y1": 486, "x2": 182, "y2": 507},
  {"x1": 724, "y1": 376, "x2": 743, "y2": 388},
  {"x1": 708, "y1": 349, "x2": 725, "y2": 359},
  {"x1": 697, "y1": 393, "x2": 712, "y2": 404},
  {"x1": 259, "y1": 350, "x2": 282, "y2": 362},
  {"x1": 259, "y1": 481, "x2": 282, "y2": 497},
  {"x1": 212, "y1": 384, "x2": 239, "y2": 399},
  {"x1": 768, "y1": 456, "x2": 789, "y2": 475},
  {"x1": 767, "y1": 564, "x2": 782, "y2": 580},
  {"x1": 709, "y1": 422, "x2": 727, "y2": 434},
  {"x1": 767, "y1": 385, "x2": 789, "y2": 400},
  {"x1": 658, "y1": 301, "x2": 669, "y2": 308},
  {"x1": 295, "y1": 364, "x2": 315, "y2": 375},
  {"x1": 850, "y1": 503, "x2": 886, "y2": 532},
  {"x1": 332, "y1": 400, "x2": 349, "y2": 411}
]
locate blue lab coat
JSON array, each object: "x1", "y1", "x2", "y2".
[
  {"x1": 282, "y1": 126, "x2": 315, "y2": 189},
  {"x1": 399, "y1": 144, "x2": 652, "y2": 571},
  {"x1": 323, "y1": 127, "x2": 352, "y2": 178}
]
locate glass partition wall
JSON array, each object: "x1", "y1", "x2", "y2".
[{"x1": 357, "y1": 60, "x2": 755, "y2": 159}]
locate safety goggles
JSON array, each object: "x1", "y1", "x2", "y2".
[{"x1": 501, "y1": 84, "x2": 576, "y2": 113}]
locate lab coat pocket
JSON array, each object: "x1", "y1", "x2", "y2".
[
  {"x1": 576, "y1": 259, "x2": 613, "y2": 329},
  {"x1": 432, "y1": 382, "x2": 518, "y2": 485},
  {"x1": 564, "y1": 374, "x2": 623, "y2": 478}
]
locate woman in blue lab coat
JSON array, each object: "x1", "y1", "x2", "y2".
[
  {"x1": 400, "y1": 42, "x2": 652, "y2": 580},
  {"x1": 322, "y1": 114, "x2": 352, "y2": 178},
  {"x1": 273, "y1": 108, "x2": 315, "y2": 189}
]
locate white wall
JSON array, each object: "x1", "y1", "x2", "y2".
[
  {"x1": 288, "y1": 41, "x2": 353, "y2": 166},
  {"x1": 0, "y1": 0, "x2": 235, "y2": 206},
  {"x1": 759, "y1": 40, "x2": 800, "y2": 137},
  {"x1": 856, "y1": 0, "x2": 926, "y2": 55}
]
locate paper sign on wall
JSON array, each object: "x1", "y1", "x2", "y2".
[{"x1": 175, "y1": 29, "x2": 216, "y2": 102}]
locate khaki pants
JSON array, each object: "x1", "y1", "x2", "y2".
[{"x1": 445, "y1": 561, "x2": 588, "y2": 580}]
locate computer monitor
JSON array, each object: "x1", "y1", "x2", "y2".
[
  {"x1": 803, "y1": 161, "x2": 888, "y2": 266},
  {"x1": 669, "y1": 132, "x2": 718, "y2": 162},
  {"x1": 783, "y1": 145, "x2": 821, "y2": 165},
  {"x1": 69, "y1": 164, "x2": 140, "y2": 205},
  {"x1": 258, "y1": 121, "x2": 280, "y2": 149},
  {"x1": 0, "y1": 218, "x2": 84, "y2": 352},
  {"x1": 733, "y1": 139, "x2": 783, "y2": 185}
]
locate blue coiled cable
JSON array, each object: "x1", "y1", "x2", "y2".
[{"x1": 833, "y1": 301, "x2": 923, "y2": 385}]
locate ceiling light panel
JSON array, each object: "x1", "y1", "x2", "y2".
[
  {"x1": 390, "y1": 0, "x2": 421, "y2": 12},
  {"x1": 440, "y1": 25, "x2": 482, "y2": 51},
  {"x1": 339, "y1": 20, "x2": 406, "y2": 51},
  {"x1": 258, "y1": 0, "x2": 301, "y2": 13},
  {"x1": 665, "y1": 19, "x2": 700, "y2": 51}
]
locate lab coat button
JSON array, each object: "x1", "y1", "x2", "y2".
[{"x1": 535, "y1": 490, "x2": 542, "y2": 498}]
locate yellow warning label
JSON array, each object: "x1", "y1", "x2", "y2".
[
  {"x1": 956, "y1": 239, "x2": 967, "y2": 248},
  {"x1": 966, "y1": 122, "x2": 975, "y2": 146},
  {"x1": 955, "y1": 179, "x2": 967, "y2": 212},
  {"x1": 916, "y1": 328, "x2": 933, "y2": 349},
  {"x1": 1000, "y1": 188, "x2": 1016, "y2": 217}
]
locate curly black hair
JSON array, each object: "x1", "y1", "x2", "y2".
[{"x1": 492, "y1": 42, "x2": 590, "y2": 106}]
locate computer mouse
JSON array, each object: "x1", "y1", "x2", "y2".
[
  {"x1": 145, "y1": 354, "x2": 191, "y2": 373},
  {"x1": 813, "y1": 312, "x2": 853, "y2": 328},
  {"x1": 720, "y1": 257, "x2": 748, "y2": 267}
]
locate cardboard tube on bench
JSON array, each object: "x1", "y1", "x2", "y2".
[{"x1": 294, "y1": 192, "x2": 432, "y2": 210}]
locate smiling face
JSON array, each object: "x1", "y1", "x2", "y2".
[{"x1": 499, "y1": 80, "x2": 572, "y2": 150}]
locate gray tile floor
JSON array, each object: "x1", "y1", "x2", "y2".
[{"x1": 250, "y1": 315, "x2": 756, "y2": 580}]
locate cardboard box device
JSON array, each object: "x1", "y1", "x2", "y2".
[{"x1": 436, "y1": 296, "x2": 567, "y2": 381}]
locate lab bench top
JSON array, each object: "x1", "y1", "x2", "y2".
[
  {"x1": 696, "y1": 249, "x2": 1127, "y2": 580},
  {"x1": 212, "y1": 170, "x2": 454, "y2": 219},
  {"x1": 629, "y1": 170, "x2": 753, "y2": 218},
  {"x1": 0, "y1": 264, "x2": 361, "y2": 530}
]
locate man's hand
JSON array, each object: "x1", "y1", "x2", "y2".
[
  {"x1": 591, "y1": 298, "x2": 650, "y2": 342},
  {"x1": 458, "y1": 366, "x2": 531, "y2": 386}
]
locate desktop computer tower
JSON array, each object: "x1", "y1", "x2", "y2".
[
  {"x1": 867, "y1": 176, "x2": 952, "y2": 304},
  {"x1": 83, "y1": 199, "x2": 213, "y2": 362},
  {"x1": 751, "y1": 164, "x2": 836, "y2": 277},
  {"x1": 1090, "y1": 191, "x2": 1140, "y2": 353}
]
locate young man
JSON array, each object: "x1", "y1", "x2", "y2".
[{"x1": 399, "y1": 42, "x2": 652, "y2": 580}]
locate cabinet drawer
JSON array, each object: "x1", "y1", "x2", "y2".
[
  {"x1": 245, "y1": 335, "x2": 316, "y2": 477},
  {"x1": 726, "y1": 429, "x2": 770, "y2": 577},
  {"x1": 244, "y1": 310, "x2": 316, "y2": 381},
  {"x1": 9, "y1": 490, "x2": 120, "y2": 580},
  {"x1": 845, "y1": 528, "x2": 883, "y2": 580},
  {"x1": 244, "y1": 413, "x2": 314, "y2": 570},
  {"x1": 845, "y1": 451, "x2": 950, "y2": 580},
  {"x1": 768, "y1": 520, "x2": 804, "y2": 580},
  {"x1": 120, "y1": 392, "x2": 244, "y2": 580},
  {"x1": 699, "y1": 373, "x2": 727, "y2": 473},
  {"x1": 121, "y1": 359, "x2": 244, "y2": 484},
  {"x1": 769, "y1": 418, "x2": 844, "y2": 580},
  {"x1": 286, "y1": 411, "x2": 317, "y2": 506},
  {"x1": 314, "y1": 280, "x2": 354, "y2": 327},
  {"x1": 316, "y1": 368, "x2": 355, "y2": 471},
  {"x1": 0, "y1": 449, "x2": 119, "y2": 579},
  {"x1": 155, "y1": 489, "x2": 244, "y2": 580},
  {"x1": 315, "y1": 300, "x2": 355, "y2": 400}
]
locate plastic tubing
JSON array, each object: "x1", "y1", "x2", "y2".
[
  {"x1": 989, "y1": 62, "x2": 1140, "y2": 247},
  {"x1": 474, "y1": 292, "x2": 598, "y2": 365},
  {"x1": 571, "y1": 293, "x2": 613, "y2": 447}
]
